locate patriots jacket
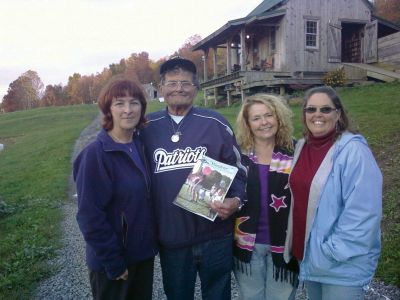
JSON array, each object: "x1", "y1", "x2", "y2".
[
  {"x1": 284, "y1": 132, "x2": 382, "y2": 286},
  {"x1": 74, "y1": 129, "x2": 158, "y2": 280},
  {"x1": 141, "y1": 106, "x2": 247, "y2": 249}
]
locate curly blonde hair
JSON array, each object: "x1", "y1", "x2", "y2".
[{"x1": 236, "y1": 93, "x2": 294, "y2": 152}]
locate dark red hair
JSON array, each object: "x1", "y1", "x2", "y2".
[{"x1": 97, "y1": 74, "x2": 147, "y2": 130}]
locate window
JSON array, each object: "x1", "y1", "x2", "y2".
[{"x1": 305, "y1": 20, "x2": 318, "y2": 48}]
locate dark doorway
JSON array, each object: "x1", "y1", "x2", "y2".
[{"x1": 342, "y1": 23, "x2": 365, "y2": 63}]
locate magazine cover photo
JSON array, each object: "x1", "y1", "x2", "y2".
[{"x1": 173, "y1": 155, "x2": 238, "y2": 221}]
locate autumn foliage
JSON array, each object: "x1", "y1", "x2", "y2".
[
  {"x1": 1, "y1": 71, "x2": 43, "y2": 112},
  {"x1": 1, "y1": 35, "x2": 206, "y2": 113},
  {"x1": 373, "y1": 0, "x2": 400, "y2": 25}
]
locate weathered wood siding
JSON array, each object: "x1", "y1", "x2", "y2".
[
  {"x1": 258, "y1": 36, "x2": 269, "y2": 65},
  {"x1": 275, "y1": 18, "x2": 285, "y2": 70},
  {"x1": 342, "y1": 64, "x2": 367, "y2": 81},
  {"x1": 281, "y1": 0, "x2": 371, "y2": 73},
  {"x1": 378, "y1": 31, "x2": 400, "y2": 67}
]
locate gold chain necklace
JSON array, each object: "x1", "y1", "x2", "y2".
[
  {"x1": 108, "y1": 132, "x2": 133, "y2": 152},
  {"x1": 108, "y1": 132, "x2": 132, "y2": 143}
]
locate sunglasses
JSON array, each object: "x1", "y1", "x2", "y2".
[{"x1": 304, "y1": 106, "x2": 338, "y2": 114}]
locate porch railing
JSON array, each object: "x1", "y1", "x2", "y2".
[{"x1": 201, "y1": 71, "x2": 243, "y2": 88}]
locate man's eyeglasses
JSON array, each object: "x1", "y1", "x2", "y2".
[
  {"x1": 304, "y1": 106, "x2": 338, "y2": 114},
  {"x1": 163, "y1": 81, "x2": 195, "y2": 90}
]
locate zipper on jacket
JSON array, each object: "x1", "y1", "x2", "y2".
[
  {"x1": 139, "y1": 143, "x2": 151, "y2": 194},
  {"x1": 121, "y1": 212, "x2": 128, "y2": 247}
]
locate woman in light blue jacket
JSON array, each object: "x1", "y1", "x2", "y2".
[{"x1": 284, "y1": 86, "x2": 382, "y2": 300}]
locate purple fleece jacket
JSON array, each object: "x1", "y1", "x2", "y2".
[{"x1": 74, "y1": 129, "x2": 158, "y2": 279}]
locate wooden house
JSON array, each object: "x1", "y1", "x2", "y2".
[
  {"x1": 192, "y1": 0, "x2": 399, "y2": 104},
  {"x1": 143, "y1": 83, "x2": 158, "y2": 100}
]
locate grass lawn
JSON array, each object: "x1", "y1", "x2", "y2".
[
  {"x1": 0, "y1": 81, "x2": 398, "y2": 299},
  {"x1": 0, "y1": 105, "x2": 99, "y2": 299}
]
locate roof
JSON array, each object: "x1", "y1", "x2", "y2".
[
  {"x1": 193, "y1": 0, "x2": 377, "y2": 51},
  {"x1": 372, "y1": 15, "x2": 400, "y2": 31},
  {"x1": 192, "y1": 9, "x2": 286, "y2": 51},
  {"x1": 247, "y1": 0, "x2": 373, "y2": 17},
  {"x1": 247, "y1": 0, "x2": 285, "y2": 17}
]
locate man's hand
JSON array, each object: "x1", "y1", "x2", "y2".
[{"x1": 209, "y1": 197, "x2": 240, "y2": 220}]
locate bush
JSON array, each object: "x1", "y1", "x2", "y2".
[{"x1": 323, "y1": 68, "x2": 346, "y2": 87}]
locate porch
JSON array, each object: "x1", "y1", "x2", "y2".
[
  {"x1": 193, "y1": 10, "x2": 289, "y2": 105},
  {"x1": 201, "y1": 69, "x2": 329, "y2": 106}
]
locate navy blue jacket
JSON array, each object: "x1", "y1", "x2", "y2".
[
  {"x1": 141, "y1": 106, "x2": 247, "y2": 249},
  {"x1": 73, "y1": 129, "x2": 158, "y2": 280}
]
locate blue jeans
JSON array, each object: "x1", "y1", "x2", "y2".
[
  {"x1": 159, "y1": 233, "x2": 233, "y2": 300},
  {"x1": 305, "y1": 281, "x2": 365, "y2": 300},
  {"x1": 234, "y1": 244, "x2": 297, "y2": 300}
]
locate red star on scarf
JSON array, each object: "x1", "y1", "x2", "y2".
[{"x1": 269, "y1": 194, "x2": 287, "y2": 212}]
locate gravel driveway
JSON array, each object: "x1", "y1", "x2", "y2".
[{"x1": 34, "y1": 113, "x2": 399, "y2": 300}]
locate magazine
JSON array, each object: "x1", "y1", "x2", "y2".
[{"x1": 173, "y1": 155, "x2": 238, "y2": 221}]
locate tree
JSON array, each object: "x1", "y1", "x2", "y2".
[
  {"x1": 109, "y1": 59, "x2": 126, "y2": 76},
  {"x1": 91, "y1": 68, "x2": 113, "y2": 102},
  {"x1": 374, "y1": 0, "x2": 400, "y2": 25},
  {"x1": 1, "y1": 70, "x2": 43, "y2": 112},
  {"x1": 41, "y1": 84, "x2": 66, "y2": 107},
  {"x1": 2, "y1": 81, "x2": 24, "y2": 112},
  {"x1": 65, "y1": 73, "x2": 83, "y2": 105},
  {"x1": 24, "y1": 70, "x2": 44, "y2": 98},
  {"x1": 79, "y1": 75, "x2": 96, "y2": 104},
  {"x1": 153, "y1": 57, "x2": 167, "y2": 85},
  {"x1": 124, "y1": 52, "x2": 153, "y2": 83},
  {"x1": 176, "y1": 35, "x2": 208, "y2": 80}
]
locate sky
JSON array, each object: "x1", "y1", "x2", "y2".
[{"x1": 0, "y1": 0, "x2": 262, "y2": 101}]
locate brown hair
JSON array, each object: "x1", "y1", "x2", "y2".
[
  {"x1": 302, "y1": 86, "x2": 357, "y2": 139},
  {"x1": 236, "y1": 93, "x2": 294, "y2": 152},
  {"x1": 97, "y1": 75, "x2": 147, "y2": 130}
]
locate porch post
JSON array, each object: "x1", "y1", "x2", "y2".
[
  {"x1": 248, "y1": 35, "x2": 254, "y2": 66},
  {"x1": 227, "y1": 90, "x2": 231, "y2": 106},
  {"x1": 227, "y1": 38, "x2": 232, "y2": 75},
  {"x1": 279, "y1": 86, "x2": 285, "y2": 96},
  {"x1": 203, "y1": 49, "x2": 209, "y2": 82},
  {"x1": 241, "y1": 89, "x2": 245, "y2": 103},
  {"x1": 203, "y1": 88, "x2": 208, "y2": 106},
  {"x1": 240, "y1": 29, "x2": 246, "y2": 71},
  {"x1": 214, "y1": 87, "x2": 218, "y2": 106},
  {"x1": 213, "y1": 47, "x2": 218, "y2": 79}
]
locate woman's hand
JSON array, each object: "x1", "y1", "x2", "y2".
[{"x1": 115, "y1": 269, "x2": 128, "y2": 280}]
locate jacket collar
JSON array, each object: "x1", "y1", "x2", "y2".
[
  {"x1": 97, "y1": 128, "x2": 150, "y2": 189},
  {"x1": 97, "y1": 128, "x2": 138, "y2": 152},
  {"x1": 333, "y1": 132, "x2": 365, "y2": 156},
  {"x1": 163, "y1": 105, "x2": 195, "y2": 119}
]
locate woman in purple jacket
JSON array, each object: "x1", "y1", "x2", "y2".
[{"x1": 73, "y1": 75, "x2": 158, "y2": 300}]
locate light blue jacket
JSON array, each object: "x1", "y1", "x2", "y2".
[{"x1": 284, "y1": 132, "x2": 382, "y2": 286}]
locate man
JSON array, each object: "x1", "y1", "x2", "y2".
[{"x1": 141, "y1": 56, "x2": 246, "y2": 300}]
